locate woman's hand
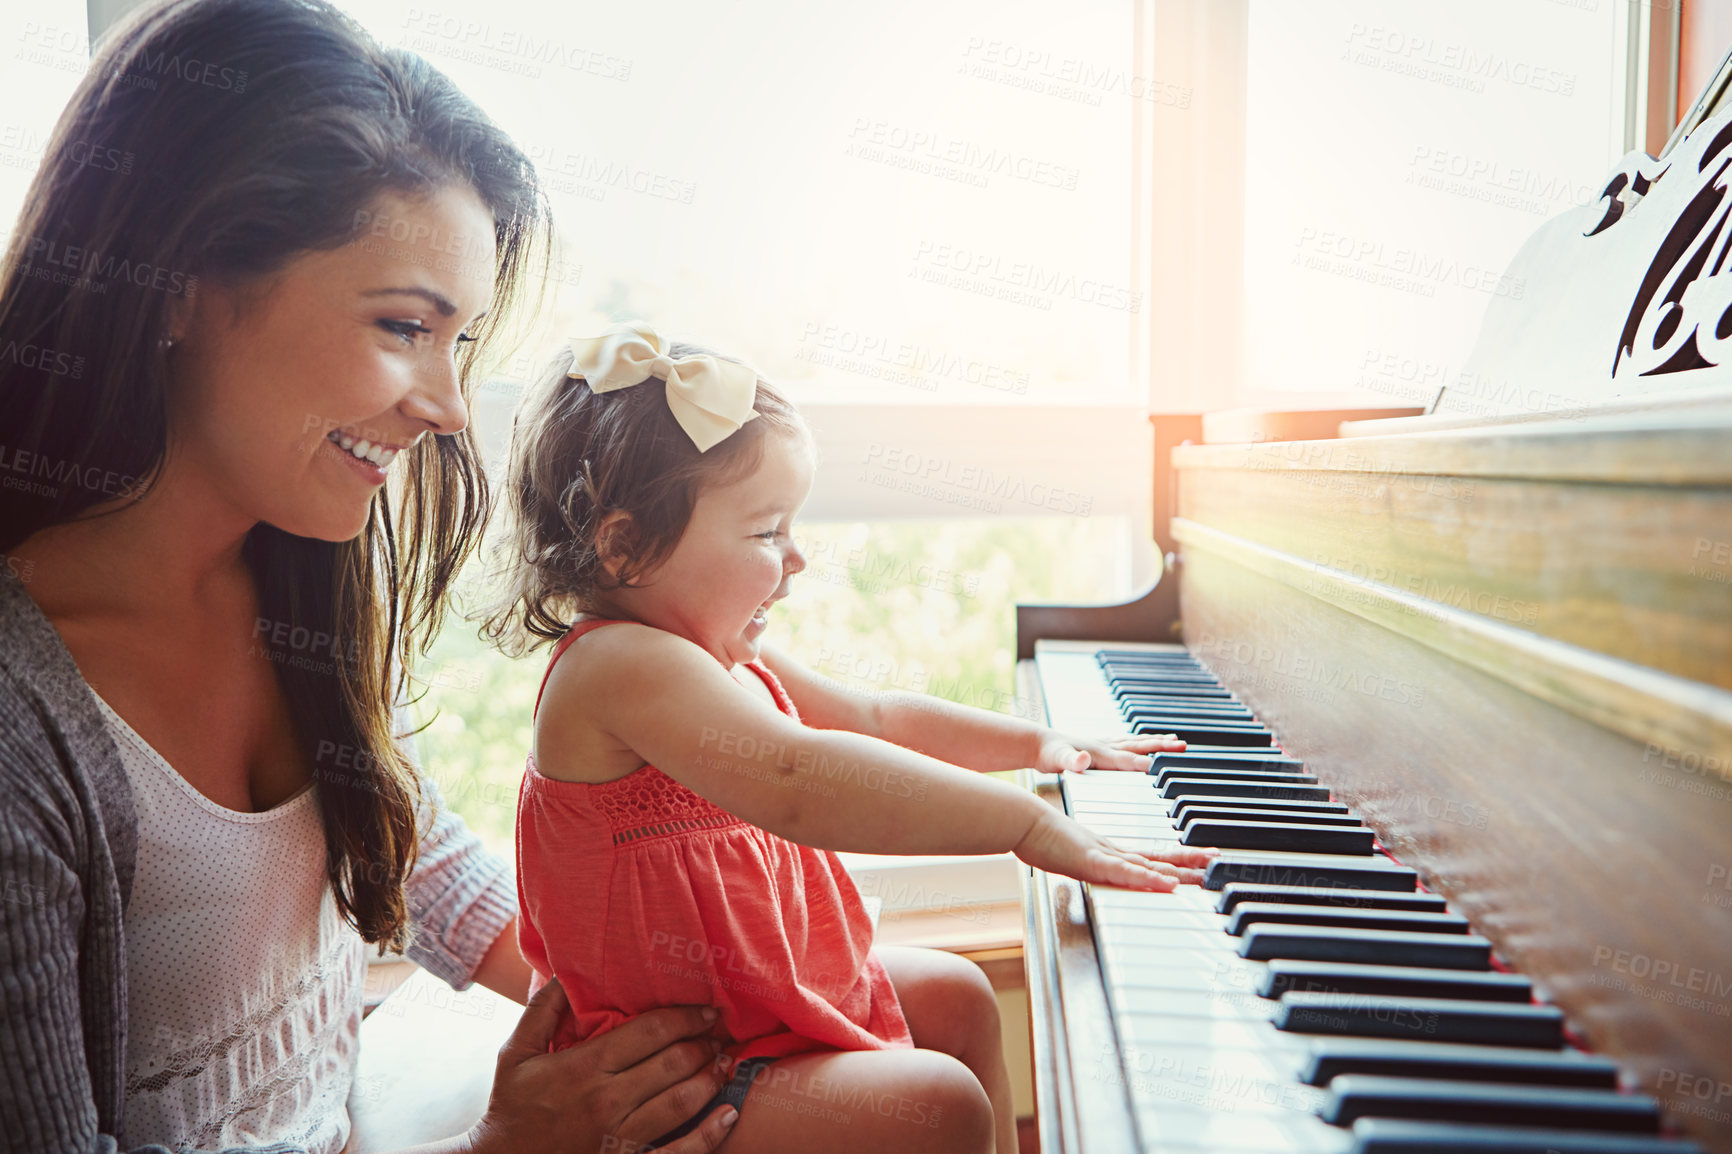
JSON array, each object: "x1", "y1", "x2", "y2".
[
  {"x1": 463, "y1": 978, "x2": 737, "y2": 1154},
  {"x1": 1012, "y1": 806, "x2": 1217, "y2": 892},
  {"x1": 1034, "y1": 730, "x2": 1187, "y2": 775}
]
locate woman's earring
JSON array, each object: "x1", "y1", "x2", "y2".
[{"x1": 158, "y1": 334, "x2": 177, "y2": 352}]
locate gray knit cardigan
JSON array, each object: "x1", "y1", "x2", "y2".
[{"x1": 0, "y1": 567, "x2": 519, "y2": 1153}]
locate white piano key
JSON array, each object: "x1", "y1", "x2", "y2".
[
  {"x1": 1072, "y1": 803, "x2": 1170, "y2": 816},
  {"x1": 1105, "y1": 1041, "x2": 1311, "y2": 1085},
  {"x1": 1071, "y1": 801, "x2": 1171, "y2": 815},
  {"x1": 1117, "y1": 1011, "x2": 1311, "y2": 1051},
  {"x1": 1098, "y1": 944, "x2": 1269, "y2": 976},
  {"x1": 1089, "y1": 886, "x2": 1220, "y2": 910},
  {"x1": 1090, "y1": 835, "x2": 1192, "y2": 849},
  {"x1": 1099, "y1": 926, "x2": 1238, "y2": 951},
  {"x1": 1110, "y1": 987, "x2": 1281, "y2": 1022},
  {"x1": 1068, "y1": 771, "x2": 1164, "y2": 787},
  {"x1": 1089, "y1": 909, "x2": 1223, "y2": 931},
  {"x1": 1131, "y1": 1103, "x2": 1346, "y2": 1150},
  {"x1": 1076, "y1": 817, "x2": 1182, "y2": 838},
  {"x1": 1035, "y1": 650, "x2": 1139, "y2": 733},
  {"x1": 1100, "y1": 969, "x2": 1265, "y2": 996}
]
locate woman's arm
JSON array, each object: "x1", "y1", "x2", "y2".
[{"x1": 393, "y1": 701, "x2": 519, "y2": 994}]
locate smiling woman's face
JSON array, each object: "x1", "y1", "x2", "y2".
[{"x1": 165, "y1": 184, "x2": 498, "y2": 542}]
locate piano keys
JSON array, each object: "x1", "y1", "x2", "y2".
[{"x1": 1022, "y1": 641, "x2": 1708, "y2": 1154}]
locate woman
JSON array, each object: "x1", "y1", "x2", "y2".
[{"x1": 0, "y1": 0, "x2": 737, "y2": 1150}]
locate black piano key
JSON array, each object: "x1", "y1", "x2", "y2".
[
  {"x1": 1118, "y1": 686, "x2": 1246, "y2": 701},
  {"x1": 1121, "y1": 704, "x2": 1258, "y2": 722},
  {"x1": 1102, "y1": 655, "x2": 1209, "y2": 665},
  {"x1": 1120, "y1": 701, "x2": 1249, "y2": 714},
  {"x1": 1277, "y1": 992, "x2": 1565, "y2": 1047},
  {"x1": 1205, "y1": 855, "x2": 1417, "y2": 891},
  {"x1": 1263, "y1": 959, "x2": 1532, "y2": 1002},
  {"x1": 1217, "y1": 884, "x2": 1447, "y2": 915},
  {"x1": 1122, "y1": 710, "x2": 1260, "y2": 727},
  {"x1": 1156, "y1": 767, "x2": 1319, "y2": 788},
  {"x1": 1238, "y1": 926, "x2": 1492, "y2": 968},
  {"x1": 1151, "y1": 750, "x2": 1306, "y2": 772},
  {"x1": 1100, "y1": 665, "x2": 1201, "y2": 675},
  {"x1": 1164, "y1": 778, "x2": 1332, "y2": 800},
  {"x1": 1322, "y1": 1075, "x2": 1662, "y2": 1131},
  {"x1": 1127, "y1": 710, "x2": 1263, "y2": 728},
  {"x1": 1101, "y1": 654, "x2": 1198, "y2": 665},
  {"x1": 1228, "y1": 902, "x2": 1468, "y2": 936},
  {"x1": 1114, "y1": 685, "x2": 1238, "y2": 699},
  {"x1": 1099, "y1": 666, "x2": 1199, "y2": 674},
  {"x1": 1304, "y1": 1039, "x2": 1619, "y2": 1087},
  {"x1": 1177, "y1": 797, "x2": 1350, "y2": 822},
  {"x1": 1178, "y1": 806, "x2": 1362, "y2": 830},
  {"x1": 1109, "y1": 683, "x2": 1223, "y2": 693},
  {"x1": 1122, "y1": 709, "x2": 1269, "y2": 728},
  {"x1": 1101, "y1": 655, "x2": 1210, "y2": 667},
  {"x1": 1158, "y1": 742, "x2": 1292, "y2": 755},
  {"x1": 1135, "y1": 723, "x2": 1275, "y2": 745},
  {"x1": 1347, "y1": 1118, "x2": 1700, "y2": 1154},
  {"x1": 1184, "y1": 820, "x2": 1376, "y2": 854},
  {"x1": 1114, "y1": 680, "x2": 1236, "y2": 694}
]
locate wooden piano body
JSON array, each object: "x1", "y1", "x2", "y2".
[
  {"x1": 1015, "y1": 393, "x2": 1732, "y2": 1153},
  {"x1": 1016, "y1": 41, "x2": 1732, "y2": 1150}
]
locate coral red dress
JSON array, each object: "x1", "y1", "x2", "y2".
[{"x1": 515, "y1": 618, "x2": 914, "y2": 1063}]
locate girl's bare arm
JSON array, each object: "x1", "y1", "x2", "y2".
[
  {"x1": 760, "y1": 643, "x2": 1184, "y2": 776},
  {"x1": 546, "y1": 625, "x2": 1210, "y2": 889},
  {"x1": 551, "y1": 624, "x2": 1044, "y2": 855}
]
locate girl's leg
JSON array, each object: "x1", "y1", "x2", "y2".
[
  {"x1": 874, "y1": 945, "x2": 1017, "y2": 1154},
  {"x1": 712, "y1": 1047, "x2": 993, "y2": 1154}
]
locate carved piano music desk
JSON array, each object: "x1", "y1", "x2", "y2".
[{"x1": 1012, "y1": 69, "x2": 1732, "y2": 1154}]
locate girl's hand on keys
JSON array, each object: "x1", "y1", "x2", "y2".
[
  {"x1": 1036, "y1": 730, "x2": 1187, "y2": 775},
  {"x1": 1012, "y1": 806, "x2": 1217, "y2": 891}
]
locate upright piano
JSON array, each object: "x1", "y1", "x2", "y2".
[{"x1": 1013, "y1": 60, "x2": 1732, "y2": 1154}]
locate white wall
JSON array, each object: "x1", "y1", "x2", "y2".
[{"x1": 1241, "y1": 0, "x2": 1623, "y2": 409}]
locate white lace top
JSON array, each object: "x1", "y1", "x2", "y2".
[{"x1": 94, "y1": 691, "x2": 361, "y2": 1154}]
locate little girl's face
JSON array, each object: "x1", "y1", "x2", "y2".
[{"x1": 629, "y1": 429, "x2": 813, "y2": 667}]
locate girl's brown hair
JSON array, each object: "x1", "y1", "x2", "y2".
[
  {"x1": 0, "y1": 0, "x2": 551, "y2": 951},
  {"x1": 478, "y1": 339, "x2": 807, "y2": 657}
]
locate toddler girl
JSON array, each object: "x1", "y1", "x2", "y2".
[{"x1": 480, "y1": 321, "x2": 1215, "y2": 1154}]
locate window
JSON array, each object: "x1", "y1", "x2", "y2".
[
  {"x1": 1241, "y1": 1, "x2": 1626, "y2": 410},
  {"x1": 1, "y1": 5, "x2": 92, "y2": 252},
  {"x1": 315, "y1": 0, "x2": 1152, "y2": 860}
]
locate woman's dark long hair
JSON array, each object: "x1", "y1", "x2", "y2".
[{"x1": 0, "y1": 0, "x2": 551, "y2": 952}]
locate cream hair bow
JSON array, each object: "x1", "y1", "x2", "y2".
[{"x1": 567, "y1": 321, "x2": 759, "y2": 452}]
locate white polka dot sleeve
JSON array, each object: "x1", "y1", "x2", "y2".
[{"x1": 396, "y1": 707, "x2": 518, "y2": 991}]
